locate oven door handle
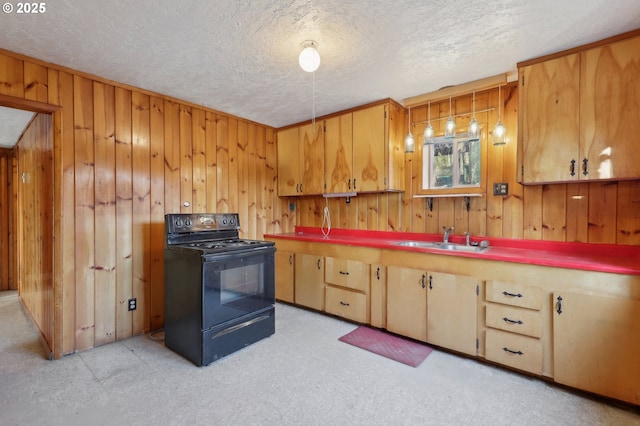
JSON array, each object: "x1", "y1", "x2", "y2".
[{"x1": 211, "y1": 314, "x2": 271, "y2": 339}]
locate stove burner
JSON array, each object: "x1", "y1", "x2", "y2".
[{"x1": 186, "y1": 239, "x2": 265, "y2": 250}]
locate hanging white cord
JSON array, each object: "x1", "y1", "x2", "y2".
[
  {"x1": 311, "y1": 70, "x2": 316, "y2": 135},
  {"x1": 321, "y1": 197, "x2": 331, "y2": 237}
]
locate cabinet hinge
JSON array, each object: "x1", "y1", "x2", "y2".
[
  {"x1": 476, "y1": 284, "x2": 479, "y2": 296},
  {"x1": 521, "y1": 75, "x2": 525, "y2": 86},
  {"x1": 384, "y1": 110, "x2": 387, "y2": 119},
  {"x1": 476, "y1": 338, "x2": 479, "y2": 349}
]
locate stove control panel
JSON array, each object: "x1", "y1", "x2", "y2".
[{"x1": 165, "y1": 213, "x2": 240, "y2": 233}]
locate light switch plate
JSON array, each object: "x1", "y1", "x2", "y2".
[{"x1": 493, "y1": 182, "x2": 509, "y2": 196}]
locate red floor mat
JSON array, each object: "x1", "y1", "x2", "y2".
[{"x1": 338, "y1": 326, "x2": 433, "y2": 367}]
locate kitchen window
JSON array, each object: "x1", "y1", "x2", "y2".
[{"x1": 416, "y1": 131, "x2": 486, "y2": 196}]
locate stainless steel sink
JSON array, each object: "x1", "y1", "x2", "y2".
[{"x1": 394, "y1": 240, "x2": 489, "y2": 253}]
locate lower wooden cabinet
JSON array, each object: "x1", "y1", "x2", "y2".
[
  {"x1": 386, "y1": 266, "x2": 427, "y2": 342},
  {"x1": 325, "y1": 286, "x2": 368, "y2": 323},
  {"x1": 486, "y1": 304, "x2": 542, "y2": 338},
  {"x1": 324, "y1": 257, "x2": 370, "y2": 323},
  {"x1": 427, "y1": 273, "x2": 480, "y2": 356},
  {"x1": 369, "y1": 264, "x2": 386, "y2": 329},
  {"x1": 485, "y1": 328, "x2": 543, "y2": 375},
  {"x1": 553, "y1": 291, "x2": 640, "y2": 406},
  {"x1": 274, "y1": 250, "x2": 294, "y2": 303},
  {"x1": 294, "y1": 254, "x2": 325, "y2": 311}
]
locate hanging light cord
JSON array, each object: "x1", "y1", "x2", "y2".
[
  {"x1": 311, "y1": 70, "x2": 316, "y2": 137},
  {"x1": 321, "y1": 197, "x2": 331, "y2": 237}
]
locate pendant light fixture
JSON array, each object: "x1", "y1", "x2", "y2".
[
  {"x1": 423, "y1": 101, "x2": 434, "y2": 145},
  {"x1": 445, "y1": 97, "x2": 456, "y2": 139},
  {"x1": 468, "y1": 91, "x2": 480, "y2": 141},
  {"x1": 493, "y1": 85, "x2": 507, "y2": 145},
  {"x1": 404, "y1": 106, "x2": 415, "y2": 153},
  {"x1": 299, "y1": 41, "x2": 320, "y2": 73}
]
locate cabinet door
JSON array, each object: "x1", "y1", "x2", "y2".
[
  {"x1": 518, "y1": 54, "x2": 580, "y2": 183},
  {"x1": 353, "y1": 104, "x2": 386, "y2": 192},
  {"x1": 300, "y1": 121, "x2": 324, "y2": 195},
  {"x1": 324, "y1": 114, "x2": 353, "y2": 194},
  {"x1": 370, "y1": 264, "x2": 386, "y2": 329},
  {"x1": 274, "y1": 250, "x2": 294, "y2": 303},
  {"x1": 277, "y1": 127, "x2": 301, "y2": 196},
  {"x1": 294, "y1": 254, "x2": 324, "y2": 311},
  {"x1": 427, "y1": 273, "x2": 478, "y2": 356},
  {"x1": 386, "y1": 266, "x2": 427, "y2": 342},
  {"x1": 553, "y1": 291, "x2": 640, "y2": 405},
  {"x1": 580, "y1": 35, "x2": 640, "y2": 180}
]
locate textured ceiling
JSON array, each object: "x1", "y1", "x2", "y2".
[
  {"x1": 0, "y1": 107, "x2": 34, "y2": 148},
  {"x1": 1, "y1": 0, "x2": 640, "y2": 133}
]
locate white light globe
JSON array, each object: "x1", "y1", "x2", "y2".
[{"x1": 299, "y1": 45, "x2": 320, "y2": 72}]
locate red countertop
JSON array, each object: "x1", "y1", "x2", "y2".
[{"x1": 265, "y1": 227, "x2": 640, "y2": 275}]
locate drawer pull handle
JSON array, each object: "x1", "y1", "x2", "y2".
[
  {"x1": 339, "y1": 271, "x2": 349, "y2": 275},
  {"x1": 502, "y1": 347, "x2": 524, "y2": 355},
  {"x1": 503, "y1": 317, "x2": 523, "y2": 325},
  {"x1": 339, "y1": 301, "x2": 350, "y2": 307},
  {"x1": 421, "y1": 274, "x2": 426, "y2": 289},
  {"x1": 376, "y1": 267, "x2": 380, "y2": 280},
  {"x1": 502, "y1": 291, "x2": 523, "y2": 298}
]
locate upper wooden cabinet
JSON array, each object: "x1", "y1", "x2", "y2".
[
  {"x1": 351, "y1": 102, "x2": 405, "y2": 193},
  {"x1": 518, "y1": 33, "x2": 640, "y2": 183},
  {"x1": 324, "y1": 113, "x2": 354, "y2": 193},
  {"x1": 276, "y1": 121, "x2": 324, "y2": 196},
  {"x1": 279, "y1": 99, "x2": 404, "y2": 196}
]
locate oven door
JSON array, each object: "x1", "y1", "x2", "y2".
[{"x1": 201, "y1": 247, "x2": 275, "y2": 329}]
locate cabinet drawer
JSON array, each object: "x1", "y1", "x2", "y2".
[
  {"x1": 485, "y1": 329, "x2": 542, "y2": 375},
  {"x1": 486, "y1": 304, "x2": 542, "y2": 338},
  {"x1": 325, "y1": 285, "x2": 368, "y2": 324},
  {"x1": 486, "y1": 280, "x2": 542, "y2": 310},
  {"x1": 325, "y1": 257, "x2": 369, "y2": 293}
]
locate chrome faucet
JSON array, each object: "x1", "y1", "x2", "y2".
[
  {"x1": 465, "y1": 232, "x2": 471, "y2": 246},
  {"x1": 442, "y1": 226, "x2": 454, "y2": 243}
]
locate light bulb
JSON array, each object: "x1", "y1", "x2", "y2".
[
  {"x1": 445, "y1": 117, "x2": 456, "y2": 139},
  {"x1": 404, "y1": 132, "x2": 415, "y2": 153},
  {"x1": 493, "y1": 121, "x2": 506, "y2": 145},
  {"x1": 299, "y1": 42, "x2": 320, "y2": 72},
  {"x1": 423, "y1": 123, "x2": 434, "y2": 145},
  {"x1": 468, "y1": 118, "x2": 480, "y2": 141}
]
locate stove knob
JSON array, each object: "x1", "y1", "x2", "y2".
[
  {"x1": 230, "y1": 217, "x2": 236, "y2": 225},
  {"x1": 222, "y1": 218, "x2": 227, "y2": 225},
  {"x1": 175, "y1": 219, "x2": 183, "y2": 228},
  {"x1": 184, "y1": 219, "x2": 192, "y2": 227}
]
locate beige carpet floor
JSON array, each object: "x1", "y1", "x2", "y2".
[{"x1": 1, "y1": 290, "x2": 639, "y2": 425}]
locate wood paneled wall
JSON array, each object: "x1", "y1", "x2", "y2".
[
  {"x1": 0, "y1": 50, "x2": 291, "y2": 357},
  {"x1": 293, "y1": 84, "x2": 640, "y2": 245},
  {"x1": 16, "y1": 113, "x2": 54, "y2": 352},
  {"x1": 0, "y1": 148, "x2": 17, "y2": 291}
]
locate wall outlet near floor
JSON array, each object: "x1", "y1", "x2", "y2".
[
  {"x1": 128, "y1": 298, "x2": 137, "y2": 311},
  {"x1": 493, "y1": 182, "x2": 509, "y2": 196}
]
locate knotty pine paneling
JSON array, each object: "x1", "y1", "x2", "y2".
[
  {"x1": 293, "y1": 84, "x2": 640, "y2": 246},
  {"x1": 16, "y1": 113, "x2": 54, "y2": 353},
  {"x1": 0, "y1": 149, "x2": 17, "y2": 291},
  {"x1": 0, "y1": 49, "x2": 288, "y2": 358}
]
